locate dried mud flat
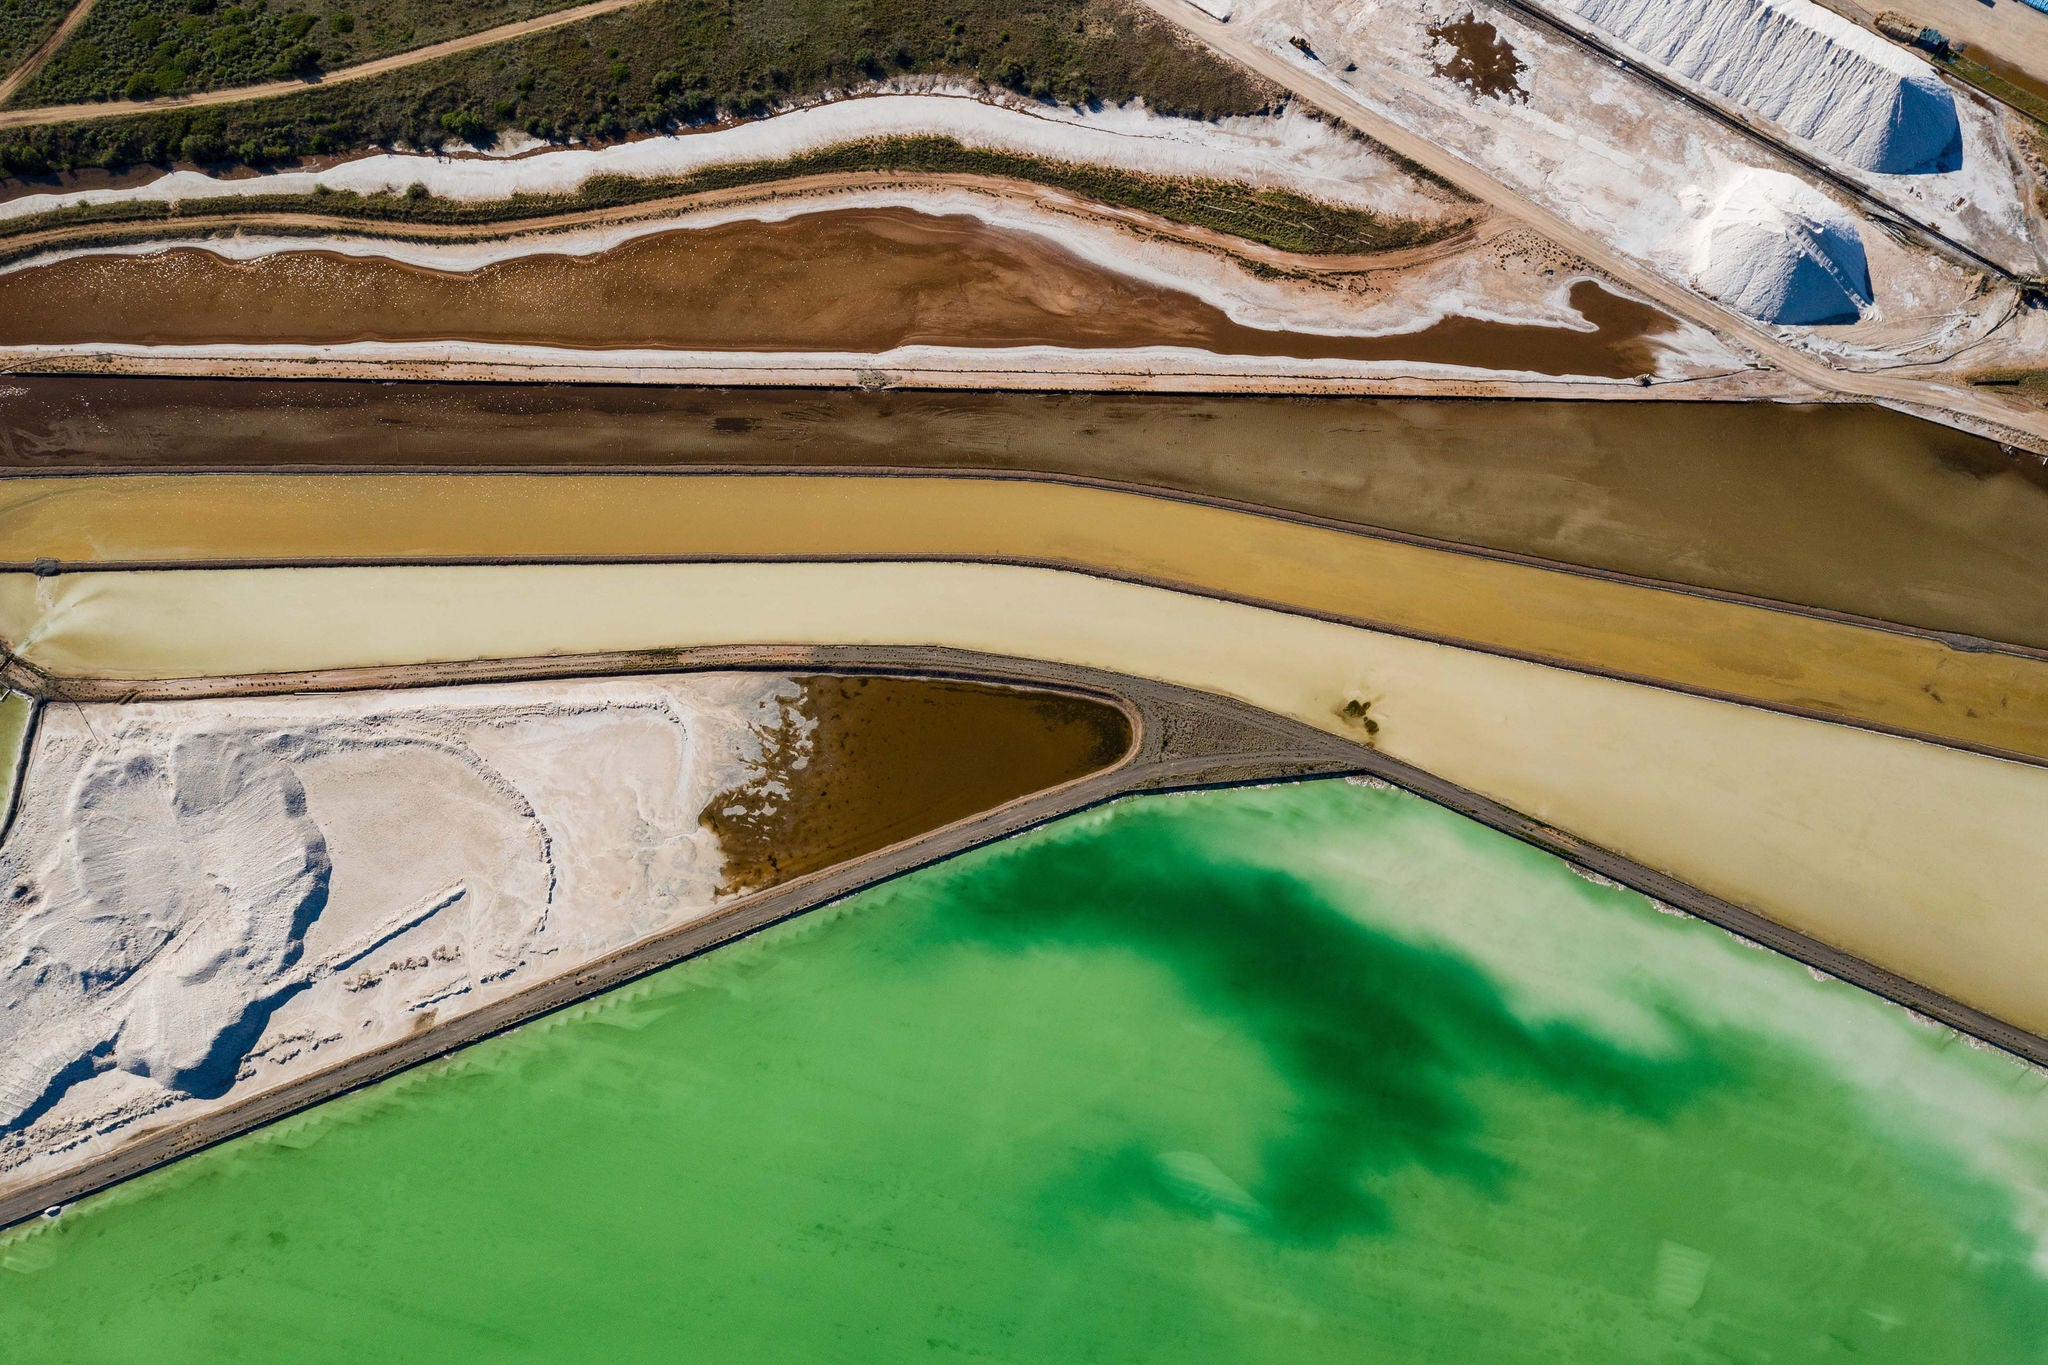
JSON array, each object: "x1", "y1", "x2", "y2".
[{"x1": 0, "y1": 671, "x2": 1128, "y2": 1199}]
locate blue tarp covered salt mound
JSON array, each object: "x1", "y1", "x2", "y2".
[
  {"x1": 1692, "y1": 169, "x2": 1872, "y2": 324},
  {"x1": 1558, "y1": 0, "x2": 1962, "y2": 174}
]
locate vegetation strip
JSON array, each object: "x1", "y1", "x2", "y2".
[
  {"x1": 0, "y1": 135, "x2": 1459, "y2": 263},
  {"x1": 8, "y1": 0, "x2": 600, "y2": 107},
  {"x1": 0, "y1": 0, "x2": 1271, "y2": 176}
]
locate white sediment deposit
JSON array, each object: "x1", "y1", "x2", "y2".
[
  {"x1": 1231, "y1": 0, "x2": 2037, "y2": 353},
  {"x1": 0, "y1": 676, "x2": 797, "y2": 1188},
  {"x1": 1691, "y1": 168, "x2": 1872, "y2": 324},
  {"x1": 1554, "y1": 0, "x2": 1962, "y2": 174},
  {"x1": 0, "y1": 91, "x2": 1458, "y2": 227}
]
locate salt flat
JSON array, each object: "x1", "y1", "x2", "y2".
[{"x1": 0, "y1": 675, "x2": 790, "y2": 1192}]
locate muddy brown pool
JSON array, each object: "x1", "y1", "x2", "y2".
[
  {"x1": 1430, "y1": 12, "x2": 1528, "y2": 101},
  {"x1": 703, "y1": 675, "x2": 1132, "y2": 893},
  {"x1": 0, "y1": 209, "x2": 1669, "y2": 377}
]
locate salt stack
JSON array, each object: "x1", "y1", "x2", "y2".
[
  {"x1": 1691, "y1": 169, "x2": 1873, "y2": 324},
  {"x1": 1558, "y1": 0, "x2": 1963, "y2": 174}
]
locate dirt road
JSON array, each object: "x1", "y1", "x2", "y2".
[
  {"x1": 0, "y1": 0, "x2": 96, "y2": 107},
  {"x1": 0, "y1": 0, "x2": 655, "y2": 130}
]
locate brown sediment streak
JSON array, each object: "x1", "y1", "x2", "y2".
[
  {"x1": 6, "y1": 382, "x2": 2042, "y2": 650},
  {"x1": 0, "y1": 471, "x2": 2040, "y2": 761},
  {"x1": 0, "y1": 209, "x2": 1671, "y2": 378},
  {"x1": 705, "y1": 675, "x2": 1131, "y2": 894}
]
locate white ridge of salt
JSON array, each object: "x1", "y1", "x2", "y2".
[
  {"x1": 0, "y1": 92, "x2": 1443, "y2": 226},
  {"x1": 1555, "y1": 0, "x2": 1962, "y2": 175},
  {"x1": 1691, "y1": 168, "x2": 1872, "y2": 324}
]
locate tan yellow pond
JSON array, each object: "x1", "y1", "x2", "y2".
[
  {"x1": 1, "y1": 559, "x2": 2041, "y2": 1040},
  {"x1": 0, "y1": 472, "x2": 2038, "y2": 761}
]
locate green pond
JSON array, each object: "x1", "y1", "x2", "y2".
[{"x1": 4, "y1": 779, "x2": 2047, "y2": 1362}]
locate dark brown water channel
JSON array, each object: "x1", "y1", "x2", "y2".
[
  {"x1": 703, "y1": 675, "x2": 1131, "y2": 894},
  {"x1": 5, "y1": 379, "x2": 2042, "y2": 648},
  {"x1": 0, "y1": 209, "x2": 1669, "y2": 377}
]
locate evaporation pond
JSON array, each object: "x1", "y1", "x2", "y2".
[{"x1": 4, "y1": 779, "x2": 2046, "y2": 1361}]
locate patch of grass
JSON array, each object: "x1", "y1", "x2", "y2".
[
  {"x1": 0, "y1": 0, "x2": 1274, "y2": 178},
  {"x1": 0, "y1": 135, "x2": 1465, "y2": 268},
  {"x1": 0, "y1": 0, "x2": 76, "y2": 76},
  {"x1": 11, "y1": 0, "x2": 591, "y2": 106}
]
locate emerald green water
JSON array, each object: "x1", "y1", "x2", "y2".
[{"x1": 5, "y1": 779, "x2": 2047, "y2": 1361}]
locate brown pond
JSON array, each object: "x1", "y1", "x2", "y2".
[
  {"x1": 1429, "y1": 12, "x2": 1528, "y2": 102},
  {"x1": 702, "y1": 675, "x2": 1131, "y2": 894},
  {"x1": 0, "y1": 209, "x2": 1670, "y2": 378},
  {"x1": 4, "y1": 380, "x2": 2043, "y2": 648}
]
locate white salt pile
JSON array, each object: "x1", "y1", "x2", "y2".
[
  {"x1": 0, "y1": 676, "x2": 788, "y2": 1171},
  {"x1": 1556, "y1": 0, "x2": 1962, "y2": 174},
  {"x1": 1690, "y1": 168, "x2": 1873, "y2": 324}
]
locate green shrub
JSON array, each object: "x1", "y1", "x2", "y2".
[
  {"x1": 0, "y1": 136, "x2": 1469, "y2": 263},
  {"x1": 3, "y1": 0, "x2": 1275, "y2": 179}
]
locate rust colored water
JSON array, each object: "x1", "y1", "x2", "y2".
[
  {"x1": 0, "y1": 210, "x2": 1668, "y2": 377},
  {"x1": 703, "y1": 675, "x2": 1131, "y2": 894}
]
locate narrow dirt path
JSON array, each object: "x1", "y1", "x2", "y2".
[
  {"x1": 0, "y1": 0, "x2": 98, "y2": 107},
  {"x1": 5, "y1": 639, "x2": 2044, "y2": 1231},
  {"x1": 0, "y1": 0, "x2": 656, "y2": 129}
]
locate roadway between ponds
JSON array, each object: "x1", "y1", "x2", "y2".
[{"x1": 5, "y1": 642, "x2": 2045, "y2": 1234}]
